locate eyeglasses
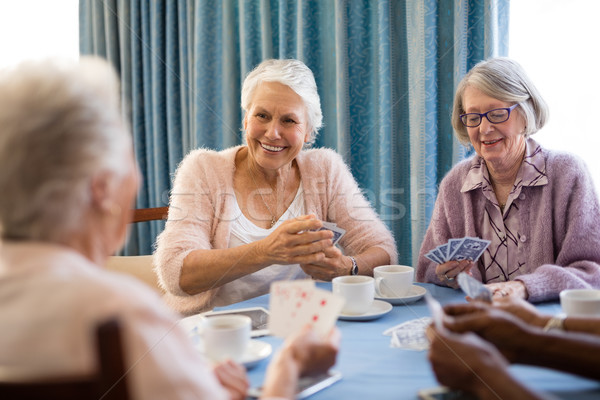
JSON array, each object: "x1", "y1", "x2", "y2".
[{"x1": 459, "y1": 103, "x2": 519, "y2": 127}]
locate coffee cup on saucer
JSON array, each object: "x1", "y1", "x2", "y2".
[
  {"x1": 203, "y1": 315, "x2": 251, "y2": 362},
  {"x1": 332, "y1": 275, "x2": 374, "y2": 315},
  {"x1": 373, "y1": 265, "x2": 414, "y2": 298},
  {"x1": 560, "y1": 289, "x2": 600, "y2": 317}
]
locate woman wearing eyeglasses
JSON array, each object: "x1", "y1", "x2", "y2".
[{"x1": 416, "y1": 57, "x2": 600, "y2": 303}]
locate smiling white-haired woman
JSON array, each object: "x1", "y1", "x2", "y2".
[
  {"x1": 0, "y1": 57, "x2": 340, "y2": 400},
  {"x1": 155, "y1": 58, "x2": 397, "y2": 314},
  {"x1": 416, "y1": 57, "x2": 600, "y2": 302}
]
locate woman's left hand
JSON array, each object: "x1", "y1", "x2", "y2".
[
  {"x1": 486, "y1": 280, "x2": 528, "y2": 300},
  {"x1": 299, "y1": 246, "x2": 346, "y2": 280},
  {"x1": 213, "y1": 359, "x2": 249, "y2": 400}
]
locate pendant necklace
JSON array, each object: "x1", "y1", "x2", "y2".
[{"x1": 248, "y1": 161, "x2": 288, "y2": 228}]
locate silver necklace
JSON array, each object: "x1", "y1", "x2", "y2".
[{"x1": 248, "y1": 162, "x2": 288, "y2": 228}]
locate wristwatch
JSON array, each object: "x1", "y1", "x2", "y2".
[{"x1": 349, "y1": 256, "x2": 358, "y2": 275}]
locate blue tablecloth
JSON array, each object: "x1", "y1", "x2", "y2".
[{"x1": 212, "y1": 283, "x2": 600, "y2": 399}]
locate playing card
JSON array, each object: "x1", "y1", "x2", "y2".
[
  {"x1": 318, "y1": 221, "x2": 346, "y2": 246},
  {"x1": 384, "y1": 317, "x2": 432, "y2": 351},
  {"x1": 425, "y1": 293, "x2": 444, "y2": 330},
  {"x1": 425, "y1": 251, "x2": 443, "y2": 264},
  {"x1": 450, "y1": 237, "x2": 490, "y2": 262},
  {"x1": 269, "y1": 280, "x2": 315, "y2": 337},
  {"x1": 432, "y1": 245, "x2": 448, "y2": 263},
  {"x1": 268, "y1": 280, "x2": 344, "y2": 338},
  {"x1": 446, "y1": 238, "x2": 464, "y2": 260},
  {"x1": 457, "y1": 272, "x2": 492, "y2": 303}
]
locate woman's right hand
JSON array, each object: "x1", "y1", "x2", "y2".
[
  {"x1": 257, "y1": 215, "x2": 336, "y2": 266},
  {"x1": 435, "y1": 260, "x2": 473, "y2": 289}
]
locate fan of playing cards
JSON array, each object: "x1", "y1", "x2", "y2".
[
  {"x1": 317, "y1": 222, "x2": 346, "y2": 246},
  {"x1": 424, "y1": 237, "x2": 490, "y2": 264}
]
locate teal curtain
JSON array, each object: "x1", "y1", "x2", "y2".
[{"x1": 80, "y1": 0, "x2": 509, "y2": 264}]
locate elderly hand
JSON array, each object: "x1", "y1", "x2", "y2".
[
  {"x1": 426, "y1": 325, "x2": 509, "y2": 396},
  {"x1": 258, "y1": 215, "x2": 336, "y2": 266},
  {"x1": 435, "y1": 260, "x2": 473, "y2": 289},
  {"x1": 213, "y1": 359, "x2": 249, "y2": 400},
  {"x1": 486, "y1": 280, "x2": 528, "y2": 301},
  {"x1": 442, "y1": 303, "x2": 534, "y2": 363},
  {"x1": 262, "y1": 326, "x2": 340, "y2": 399},
  {"x1": 299, "y1": 246, "x2": 347, "y2": 281}
]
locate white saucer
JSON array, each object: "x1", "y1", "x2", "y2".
[
  {"x1": 194, "y1": 339, "x2": 272, "y2": 369},
  {"x1": 375, "y1": 285, "x2": 427, "y2": 305},
  {"x1": 240, "y1": 340, "x2": 272, "y2": 369},
  {"x1": 338, "y1": 299, "x2": 393, "y2": 321}
]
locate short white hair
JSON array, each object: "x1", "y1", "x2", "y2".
[
  {"x1": 0, "y1": 56, "x2": 131, "y2": 242},
  {"x1": 241, "y1": 59, "x2": 323, "y2": 145},
  {"x1": 452, "y1": 57, "x2": 549, "y2": 145}
]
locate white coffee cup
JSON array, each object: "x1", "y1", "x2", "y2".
[
  {"x1": 560, "y1": 289, "x2": 600, "y2": 316},
  {"x1": 332, "y1": 275, "x2": 374, "y2": 315},
  {"x1": 203, "y1": 315, "x2": 251, "y2": 362},
  {"x1": 373, "y1": 265, "x2": 414, "y2": 298}
]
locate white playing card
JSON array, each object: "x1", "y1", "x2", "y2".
[
  {"x1": 384, "y1": 317, "x2": 432, "y2": 351},
  {"x1": 457, "y1": 272, "x2": 492, "y2": 303},
  {"x1": 268, "y1": 280, "x2": 344, "y2": 338},
  {"x1": 425, "y1": 293, "x2": 444, "y2": 330},
  {"x1": 269, "y1": 280, "x2": 315, "y2": 337}
]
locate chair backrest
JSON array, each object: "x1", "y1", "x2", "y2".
[
  {"x1": 131, "y1": 206, "x2": 169, "y2": 223},
  {"x1": 0, "y1": 319, "x2": 130, "y2": 400}
]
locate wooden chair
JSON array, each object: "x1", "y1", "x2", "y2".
[
  {"x1": 105, "y1": 206, "x2": 169, "y2": 293},
  {"x1": 131, "y1": 206, "x2": 169, "y2": 223},
  {"x1": 0, "y1": 318, "x2": 130, "y2": 400}
]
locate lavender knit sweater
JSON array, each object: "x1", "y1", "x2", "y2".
[
  {"x1": 416, "y1": 141, "x2": 600, "y2": 302},
  {"x1": 154, "y1": 146, "x2": 398, "y2": 315}
]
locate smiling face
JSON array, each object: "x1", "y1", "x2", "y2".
[
  {"x1": 463, "y1": 86, "x2": 527, "y2": 173},
  {"x1": 244, "y1": 81, "x2": 310, "y2": 173}
]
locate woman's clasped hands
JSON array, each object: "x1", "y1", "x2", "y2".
[{"x1": 256, "y1": 214, "x2": 349, "y2": 280}]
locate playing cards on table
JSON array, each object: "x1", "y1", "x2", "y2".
[
  {"x1": 424, "y1": 237, "x2": 490, "y2": 264},
  {"x1": 268, "y1": 280, "x2": 345, "y2": 338}
]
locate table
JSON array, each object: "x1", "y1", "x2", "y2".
[{"x1": 212, "y1": 283, "x2": 600, "y2": 399}]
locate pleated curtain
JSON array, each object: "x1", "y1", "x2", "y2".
[{"x1": 79, "y1": 0, "x2": 509, "y2": 265}]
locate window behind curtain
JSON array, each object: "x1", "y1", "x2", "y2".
[
  {"x1": 0, "y1": 0, "x2": 78, "y2": 68},
  {"x1": 510, "y1": 0, "x2": 600, "y2": 189}
]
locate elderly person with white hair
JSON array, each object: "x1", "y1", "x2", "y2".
[
  {"x1": 155, "y1": 58, "x2": 397, "y2": 314},
  {"x1": 0, "y1": 57, "x2": 340, "y2": 400},
  {"x1": 416, "y1": 57, "x2": 600, "y2": 302}
]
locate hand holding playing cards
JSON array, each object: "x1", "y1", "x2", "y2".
[
  {"x1": 262, "y1": 325, "x2": 340, "y2": 399},
  {"x1": 441, "y1": 302, "x2": 534, "y2": 363},
  {"x1": 435, "y1": 260, "x2": 473, "y2": 289},
  {"x1": 425, "y1": 326, "x2": 539, "y2": 400},
  {"x1": 257, "y1": 215, "x2": 337, "y2": 266}
]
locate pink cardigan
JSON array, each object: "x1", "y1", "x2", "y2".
[
  {"x1": 416, "y1": 141, "x2": 600, "y2": 302},
  {"x1": 154, "y1": 146, "x2": 398, "y2": 315}
]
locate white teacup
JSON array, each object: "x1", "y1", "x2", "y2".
[
  {"x1": 374, "y1": 265, "x2": 414, "y2": 298},
  {"x1": 560, "y1": 289, "x2": 600, "y2": 316},
  {"x1": 203, "y1": 315, "x2": 251, "y2": 362},
  {"x1": 332, "y1": 275, "x2": 374, "y2": 315}
]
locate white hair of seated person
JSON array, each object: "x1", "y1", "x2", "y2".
[
  {"x1": 452, "y1": 57, "x2": 549, "y2": 145},
  {"x1": 241, "y1": 58, "x2": 323, "y2": 145},
  {"x1": 0, "y1": 57, "x2": 133, "y2": 249}
]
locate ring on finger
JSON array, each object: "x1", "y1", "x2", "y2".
[{"x1": 444, "y1": 273, "x2": 455, "y2": 282}]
